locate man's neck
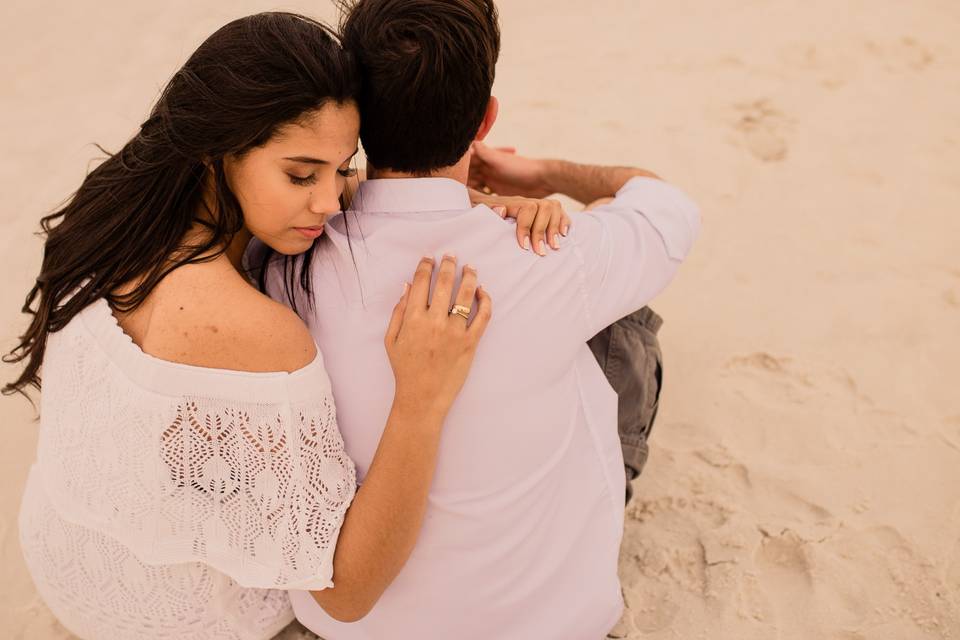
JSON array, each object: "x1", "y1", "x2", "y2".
[{"x1": 368, "y1": 154, "x2": 470, "y2": 184}]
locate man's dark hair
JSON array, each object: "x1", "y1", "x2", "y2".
[{"x1": 339, "y1": 0, "x2": 500, "y2": 174}]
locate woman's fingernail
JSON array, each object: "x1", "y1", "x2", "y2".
[
  {"x1": 521, "y1": 236, "x2": 529, "y2": 250},
  {"x1": 561, "y1": 224, "x2": 569, "y2": 236},
  {"x1": 402, "y1": 282, "x2": 409, "y2": 295},
  {"x1": 537, "y1": 240, "x2": 546, "y2": 256},
  {"x1": 494, "y1": 206, "x2": 506, "y2": 217}
]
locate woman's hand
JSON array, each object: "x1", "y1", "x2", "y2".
[
  {"x1": 468, "y1": 142, "x2": 571, "y2": 256},
  {"x1": 468, "y1": 190, "x2": 571, "y2": 257},
  {"x1": 384, "y1": 255, "x2": 492, "y2": 422}
]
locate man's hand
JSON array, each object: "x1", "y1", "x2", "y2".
[{"x1": 468, "y1": 142, "x2": 552, "y2": 198}]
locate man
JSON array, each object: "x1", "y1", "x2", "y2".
[{"x1": 274, "y1": 0, "x2": 700, "y2": 637}]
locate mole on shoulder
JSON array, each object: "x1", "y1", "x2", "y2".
[{"x1": 179, "y1": 306, "x2": 184, "y2": 311}]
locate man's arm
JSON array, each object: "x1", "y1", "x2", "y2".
[
  {"x1": 469, "y1": 142, "x2": 701, "y2": 339},
  {"x1": 468, "y1": 141, "x2": 659, "y2": 203},
  {"x1": 538, "y1": 159, "x2": 660, "y2": 204}
]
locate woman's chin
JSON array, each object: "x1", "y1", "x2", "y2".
[{"x1": 268, "y1": 236, "x2": 320, "y2": 256}]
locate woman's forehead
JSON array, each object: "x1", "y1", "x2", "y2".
[{"x1": 269, "y1": 103, "x2": 359, "y2": 153}]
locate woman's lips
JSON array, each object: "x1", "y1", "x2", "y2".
[{"x1": 294, "y1": 225, "x2": 324, "y2": 239}]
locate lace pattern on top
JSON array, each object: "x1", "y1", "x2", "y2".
[
  {"x1": 31, "y1": 299, "x2": 357, "y2": 591},
  {"x1": 20, "y1": 471, "x2": 297, "y2": 640}
]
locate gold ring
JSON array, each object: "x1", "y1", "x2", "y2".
[{"x1": 449, "y1": 304, "x2": 471, "y2": 320}]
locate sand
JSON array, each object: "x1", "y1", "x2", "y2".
[{"x1": 2, "y1": 1, "x2": 958, "y2": 638}]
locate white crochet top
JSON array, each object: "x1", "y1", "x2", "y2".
[{"x1": 18, "y1": 297, "x2": 357, "y2": 640}]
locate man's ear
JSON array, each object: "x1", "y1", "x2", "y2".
[{"x1": 474, "y1": 96, "x2": 499, "y2": 141}]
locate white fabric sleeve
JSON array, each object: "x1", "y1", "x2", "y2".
[
  {"x1": 37, "y1": 311, "x2": 357, "y2": 591},
  {"x1": 153, "y1": 392, "x2": 357, "y2": 590},
  {"x1": 568, "y1": 176, "x2": 701, "y2": 338}
]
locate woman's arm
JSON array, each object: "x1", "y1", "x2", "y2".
[{"x1": 310, "y1": 398, "x2": 444, "y2": 621}]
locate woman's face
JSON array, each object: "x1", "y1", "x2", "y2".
[{"x1": 224, "y1": 101, "x2": 360, "y2": 255}]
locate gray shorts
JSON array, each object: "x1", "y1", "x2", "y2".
[{"x1": 587, "y1": 306, "x2": 663, "y2": 505}]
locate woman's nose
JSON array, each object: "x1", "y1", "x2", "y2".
[{"x1": 308, "y1": 184, "x2": 340, "y2": 215}]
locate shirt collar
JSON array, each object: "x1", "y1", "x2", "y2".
[{"x1": 348, "y1": 177, "x2": 472, "y2": 214}]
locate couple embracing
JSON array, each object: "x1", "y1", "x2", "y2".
[{"x1": 7, "y1": 1, "x2": 700, "y2": 639}]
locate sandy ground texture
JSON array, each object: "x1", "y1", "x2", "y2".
[{"x1": 2, "y1": 1, "x2": 959, "y2": 638}]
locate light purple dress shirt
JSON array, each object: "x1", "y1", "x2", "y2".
[{"x1": 266, "y1": 176, "x2": 700, "y2": 640}]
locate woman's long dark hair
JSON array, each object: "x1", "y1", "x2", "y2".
[{"x1": 3, "y1": 12, "x2": 358, "y2": 398}]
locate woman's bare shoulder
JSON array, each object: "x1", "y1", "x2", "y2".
[{"x1": 125, "y1": 258, "x2": 317, "y2": 373}]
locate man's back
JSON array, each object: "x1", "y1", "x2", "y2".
[{"x1": 271, "y1": 176, "x2": 699, "y2": 639}]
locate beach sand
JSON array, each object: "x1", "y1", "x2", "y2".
[{"x1": 2, "y1": 1, "x2": 958, "y2": 638}]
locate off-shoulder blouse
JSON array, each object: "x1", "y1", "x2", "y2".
[{"x1": 18, "y1": 297, "x2": 356, "y2": 640}]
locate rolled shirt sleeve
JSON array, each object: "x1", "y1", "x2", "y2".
[{"x1": 569, "y1": 176, "x2": 701, "y2": 339}]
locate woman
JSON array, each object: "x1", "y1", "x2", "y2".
[{"x1": 3, "y1": 12, "x2": 561, "y2": 640}]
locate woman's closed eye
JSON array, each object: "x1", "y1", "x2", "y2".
[
  {"x1": 288, "y1": 167, "x2": 356, "y2": 186},
  {"x1": 288, "y1": 173, "x2": 317, "y2": 186}
]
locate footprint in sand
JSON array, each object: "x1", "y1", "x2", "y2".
[
  {"x1": 725, "y1": 352, "x2": 799, "y2": 376},
  {"x1": 653, "y1": 420, "x2": 715, "y2": 452},
  {"x1": 721, "y1": 351, "x2": 816, "y2": 404},
  {"x1": 618, "y1": 582, "x2": 684, "y2": 634},
  {"x1": 865, "y1": 36, "x2": 934, "y2": 73},
  {"x1": 744, "y1": 523, "x2": 959, "y2": 635},
  {"x1": 943, "y1": 288, "x2": 959, "y2": 308},
  {"x1": 831, "y1": 526, "x2": 956, "y2": 635},
  {"x1": 627, "y1": 493, "x2": 735, "y2": 530},
  {"x1": 732, "y1": 99, "x2": 790, "y2": 163},
  {"x1": 752, "y1": 480, "x2": 837, "y2": 544},
  {"x1": 693, "y1": 445, "x2": 753, "y2": 490},
  {"x1": 755, "y1": 528, "x2": 814, "y2": 589},
  {"x1": 748, "y1": 527, "x2": 822, "y2": 634},
  {"x1": 722, "y1": 352, "x2": 877, "y2": 412},
  {"x1": 778, "y1": 43, "x2": 858, "y2": 90}
]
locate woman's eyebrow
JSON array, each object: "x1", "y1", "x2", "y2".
[
  {"x1": 283, "y1": 156, "x2": 329, "y2": 165},
  {"x1": 283, "y1": 148, "x2": 360, "y2": 165}
]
